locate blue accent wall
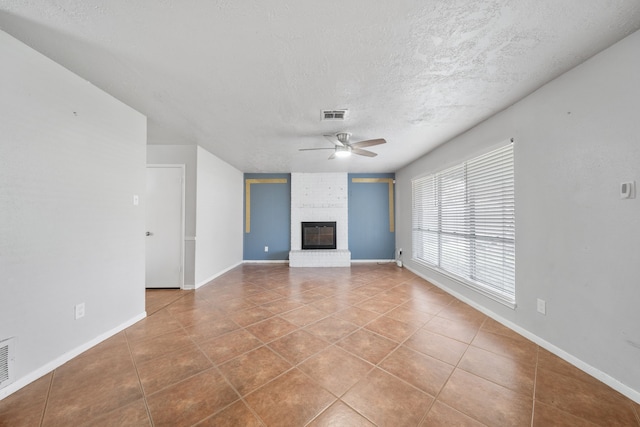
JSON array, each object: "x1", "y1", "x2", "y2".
[
  {"x1": 243, "y1": 174, "x2": 291, "y2": 260},
  {"x1": 348, "y1": 173, "x2": 396, "y2": 260}
]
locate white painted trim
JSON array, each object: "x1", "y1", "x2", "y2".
[
  {"x1": 0, "y1": 312, "x2": 146, "y2": 401},
  {"x1": 185, "y1": 236, "x2": 196, "y2": 241},
  {"x1": 146, "y1": 164, "x2": 186, "y2": 290},
  {"x1": 350, "y1": 259, "x2": 396, "y2": 264},
  {"x1": 242, "y1": 260, "x2": 289, "y2": 264},
  {"x1": 405, "y1": 265, "x2": 640, "y2": 405},
  {"x1": 194, "y1": 261, "x2": 243, "y2": 289}
]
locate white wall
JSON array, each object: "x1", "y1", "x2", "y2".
[
  {"x1": 396, "y1": 30, "x2": 640, "y2": 401},
  {"x1": 146, "y1": 145, "x2": 197, "y2": 286},
  {"x1": 194, "y1": 146, "x2": 243, "y2": 287},
  {"x1": 0, "y1": 30, "x2": 147, "y2": 398}
]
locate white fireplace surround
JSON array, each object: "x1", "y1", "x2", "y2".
[{"x1": 289, "y1": 173, "x2": 351, "y2": 267}]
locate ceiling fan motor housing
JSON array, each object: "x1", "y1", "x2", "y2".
[{"x1": 336, "y1": 132, "x2": 351, "y2": 145}]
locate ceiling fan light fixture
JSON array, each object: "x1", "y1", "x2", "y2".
[{"x1": 334, "y1": 146, "x2": 351, "y2": 158}]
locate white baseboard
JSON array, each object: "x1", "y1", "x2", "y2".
[
  {"x1": 194, "y1": 261, "x2": 243, "y2": 289},
  {"x1": 350, "y1": 259, "x2": 396, "y2": 264},
  {"x1": 242, "y1": 260, "x2": 289, "y2": 264},
  {"x1": 0, "y1": 312, "x2": 147, "y2": 401},
  {"x1": 405, "y1": 265, "x2": 640, "y2": 405}
]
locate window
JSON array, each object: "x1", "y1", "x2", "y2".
[{"x1": 412, "y1": 142, "x2": 515, "y2": 306}]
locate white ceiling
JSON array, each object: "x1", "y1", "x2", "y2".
[{"x1": 2, "y1": 1, "x2": 640, "y2": 173}]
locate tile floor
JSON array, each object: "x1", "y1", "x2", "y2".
[{"x1": 1, "y1": 263, "x2": 639, "y2": 426}]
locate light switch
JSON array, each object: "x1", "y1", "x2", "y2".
[{"x1": 133, "y1": 195, "x2": 139, "y2": 205}]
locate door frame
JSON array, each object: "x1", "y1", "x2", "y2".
[{"x1": 146, "y1": 164, "x2": 186, "y2": 289}]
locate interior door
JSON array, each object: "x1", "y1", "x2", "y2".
[{"x1": 145, "y1": 165, "x2": 184, "y2": 288}]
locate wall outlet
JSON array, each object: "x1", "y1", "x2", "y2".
[
  {"x1": 536, "y1": 298, "x2": 546, "y2": 315},
  {"x1": 133, "y1": 194, "x2": 139, "y2": 205},
  {"x1": 264, "y1": 246, "x2": 269, "y2": 252},
  {"x1": 75, "y1": 303, "x2": 85, "y2": 320}
]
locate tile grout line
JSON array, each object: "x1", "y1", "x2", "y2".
[
  {"x1": 238, "y1": 272, "x2": 411, "y2": 425},
  {"x1": 148, "y1": 268, "x2": 495, "y2": 426},
  {"x1": 417, "y1": 314, "x2": 490, "y2": 426},
  {"x1": 170, "y1": 301, "x2": 253, "y2": 425},
  {"x1": 530, "y1": 345, "x2": 540, "y2": 427},
  {"x1": 38, "y1": 369, "x2": 56, "y2": 427},
  {"x1": 123, "y1": 328, "x2": 155, "y2": 426}
]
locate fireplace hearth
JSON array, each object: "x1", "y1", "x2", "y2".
[{"x1": 301, "y1": 222, "x2": 336, "y2": 250}]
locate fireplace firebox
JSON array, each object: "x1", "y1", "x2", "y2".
[{"x1": 301, "y1": 222, "x2": 337, "y2": 250}]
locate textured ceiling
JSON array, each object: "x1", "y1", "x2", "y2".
[{"x1": 1, "y1": 1, "x2": 640, "y2": 173}]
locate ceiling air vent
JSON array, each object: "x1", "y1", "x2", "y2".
[{"x1": 321, "y1": 109, "x2": 348, "y2": 121}]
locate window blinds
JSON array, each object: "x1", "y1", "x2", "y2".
[{"x1": 412, "y1": 142, "x2": 515, "y2": 305}]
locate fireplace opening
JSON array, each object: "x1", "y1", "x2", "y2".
[{"x1": 301, "y1": 222, "x2": 337, "y2": 250}]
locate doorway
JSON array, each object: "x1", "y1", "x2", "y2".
[{"x1": 145, "y1": 165, "x2": 185, "y2": 288}]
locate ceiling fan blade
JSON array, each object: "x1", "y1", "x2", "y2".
[
  {"x1": 323, "y1": 134, "x2": 344, "y2": 147},
  {"x1": 299, "y1": 147, "x2": 334, "y2": 151},
  {"x1": 352, "y1": 148, "x2": 377, "y2": 157},
  {"x1": 328, "y1": 152, "x2": 337, "y2": 160},
  {"x1": 350, "y1": 138, "x2": 386, "y2": 148}
]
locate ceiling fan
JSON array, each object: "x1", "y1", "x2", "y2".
[{"x1": 299, "y1": 132, "x2": 386, "y2": 159}]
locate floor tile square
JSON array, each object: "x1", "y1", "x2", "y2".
[
  {"x1": 337, "y1": 329, "x2": 398, "y2": 364},
  {"x1": 471, "y1": 329, "x2": 537, "y2": 365},
  {"x1": 304, "y1": 316, "x2": 359, "y2": 343},
  {"x1": 299, "y1": 346, "x2": 372, "y2": 396},
  {"x1": 308, "y1": 400, "x2": 375, "y2": 426},
  {"x1": 146, "y1": 369, "x2": 238, "y2": 426},
  {"x1": 311, "y1": 296, "x2": 352, "y2": 313},
  {"x1": 423, "y1": 316, "x2": 481, "y2": 344},
  {"x1": 356, "y1": 298, "x2": 399, "y2": 314},
  {"x1": 421, "y1": 401, "x2": 485, "y2": 427},
  {"x1": 194, "y1": 400, "x2": 263, "y2": 427},
  {"x1": 268, "y1": 330, "x2": 330, "y2": 365},
  {"x1": 280, "y1": 305, "x2": 328, "y2": 326},
  {"x1": 125, "y1": 308, "x2": 183, "y2": 341},
  {"x1": 260, "y1": 298, "x2": 305, "y2": 314},
  {"x1": 535, "y1": 365, "x2": 637, "y2": 425},
  {"x1": 129, "y1": 329, "x2": 194, "y2": 364},
  {"x1": 198, "y1": 328, "x2": 263, "y2": 365},
  {"x1": 333, "y1": 306, "x2": 379, "y2": 326},
  {"x1": 0, "y1": 373, "x2": 51, "y2": 427},
  {"x1": 438, "y1": 369, "x2": 533, "y2": 426},
  {"x1": 218, "y1": 346, "x2": 291, "y2": 395},
  {"x1": 245, "y1": 369, "x2": 335, "y2": 426},
  {"x1": 364, "y1": 315, "x2": 417, "y2": 342},
  {"x1": 405, "y1": 328, "x2": 468, "y2": 365},
  {"x1": 385, "y1": 304, "x2": 433, "y2": 326},
  {"x1": 246, "y1": 290, "x2": 285, "y2": 305},
  {"x1": 532, "y1": 401, "x2": 600, "y2": 427},
  {"x1": 229, "y1": 306, "x2": 274, "y2": 327},
  {"x1": 437, "y1": 301, "x2": 487, "y2": 324},
  {"x1": 342, "y1": 368, "x2": 433, "y2": 426},
  {"x1": 136, "y1": 343, "x2": 213, "y2": 395},
  {"x1": 458, "y1": 345, "x2": 535, "y2": 396},
  {"x1": 246, "y1": 316, "x2": 299, "y2": 342},
  {"x1": 380, "y1": 345, "x2": 453, "y2": 396},
  {"x1": 184, "y1": 316, "x2": 241, "y2": 343},
  {"x1": 83, "y1": 398, "x2": 151, "y2": 427},
  {"x1": 44, "y1": 359, "x2": 143, "y2": 425}
]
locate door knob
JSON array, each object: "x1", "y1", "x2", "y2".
[{"x1": 146, "y1": 231, "x2": 152, "y2": 236}]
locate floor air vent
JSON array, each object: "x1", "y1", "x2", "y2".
[{"x1": 0, "y1": 337, "x2": 15, "y2": 389}]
